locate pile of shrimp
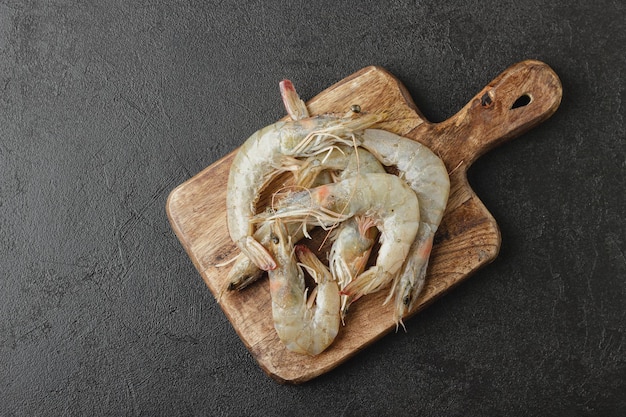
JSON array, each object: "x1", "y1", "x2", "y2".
[{"x1": 222, "y1": 80, "x2": 450, "y2": 356}]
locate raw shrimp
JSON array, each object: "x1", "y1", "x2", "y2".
[
  {"x1": 226, "y1": 113, "x2": 381, "y2": 271},
  {"x1": 224, "y1": 146, "x2": 384, "y2": 292},
  {"x1": 223, "y1": 79, "x2": 313, "y2": 291},
  {"x1": 259, "y1": 173, "x2": 420, "y2": 302},
  {"x1": 328, "y1": 215, "x2": 378, "y2": 321},
  {"x1": 266, "y1": 220, "x2": 340, "y2": 355},
  {"x1": 325, "y1": 148, "x2": 384, "y2": 320},
  {"x1": 352, "y1": 129, "x2": 450, "y2": 326}
]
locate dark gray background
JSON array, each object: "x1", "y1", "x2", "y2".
[{"x1": 1, "y1": 1, "x2": 624, "y2": 416}]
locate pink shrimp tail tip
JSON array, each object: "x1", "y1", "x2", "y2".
[
  {"x1": 294, "y1": 244, "x2": 311, "y2": 258},
  {"x1": 279, "y1": 79, "x2": 295, "y2": 95},
  {"x1": 262, "y1": 262, "x2": 277, "y2": 271}
]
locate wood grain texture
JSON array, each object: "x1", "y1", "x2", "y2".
[{"x1": 166, "y1": 60, "x2": 562, "y2": 384}]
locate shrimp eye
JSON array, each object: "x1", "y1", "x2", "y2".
[
  {"x1": 350, "y1": 104, "x2": 361, "y2": 113},
  {"x1": 270, "y1": 234, "x2": 279, "y2": 244}
]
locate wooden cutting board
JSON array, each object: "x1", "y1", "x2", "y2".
[{"x1": 166, "y1": 60, "x2": 562, "y2": 384}]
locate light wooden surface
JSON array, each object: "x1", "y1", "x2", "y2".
[{"x1": 166, "y1": 60, "x2": 562, "y2": 383}]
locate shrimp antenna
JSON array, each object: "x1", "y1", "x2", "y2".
[
  {"x1": 270, "y1": 184, "x2": 311, "y2": 211},
  {"x1": 320, "y1": 144, "x2": 345, "y2": 164},
  {"x1": 448, "y1": 160, "x2": 464, "y2": 176},
  {"x1": 213, "y1": 254, "x2": 239, "y2": 268},
  {"x1": 265, "y1": 205, "x2": 348, "y2": 228},
  {"x1": 350, "y1": 132, "x2": 360, "y2": 174},
  {"x1": 317, "y1": 221, "x2": 340, "y2": 251},
  {"x1": 292, "y1": 130, "x2": 355, "y2": 156}
]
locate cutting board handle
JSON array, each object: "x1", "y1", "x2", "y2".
[{"x1": 432, "y1": 60, "x2": 562, "y2": 168}]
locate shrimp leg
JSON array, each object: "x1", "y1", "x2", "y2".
[{"x1": 280, "y1": 79, "x2": 309, "y2": 120}]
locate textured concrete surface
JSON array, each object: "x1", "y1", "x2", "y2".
[{"x1": 1, "y1": 1, "x2": 624, "y2": 415}]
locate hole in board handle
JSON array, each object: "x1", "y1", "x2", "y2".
[{"x1": 511, "y1": 94, "x2": 532, "y2": 109}]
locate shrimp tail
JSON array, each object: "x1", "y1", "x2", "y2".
[
  {"x1": 341, "y1": 266, "x2": 394, "y2": 303},
  {"x1": 241, "y1": 236, "x2": 277, "y2": 271},
  {"x1": 280, "y1": 80, "x2": 309, "y2": 120},
  {"x1": 295, "y1": 245, "x2": 331, "y2": 284}
]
